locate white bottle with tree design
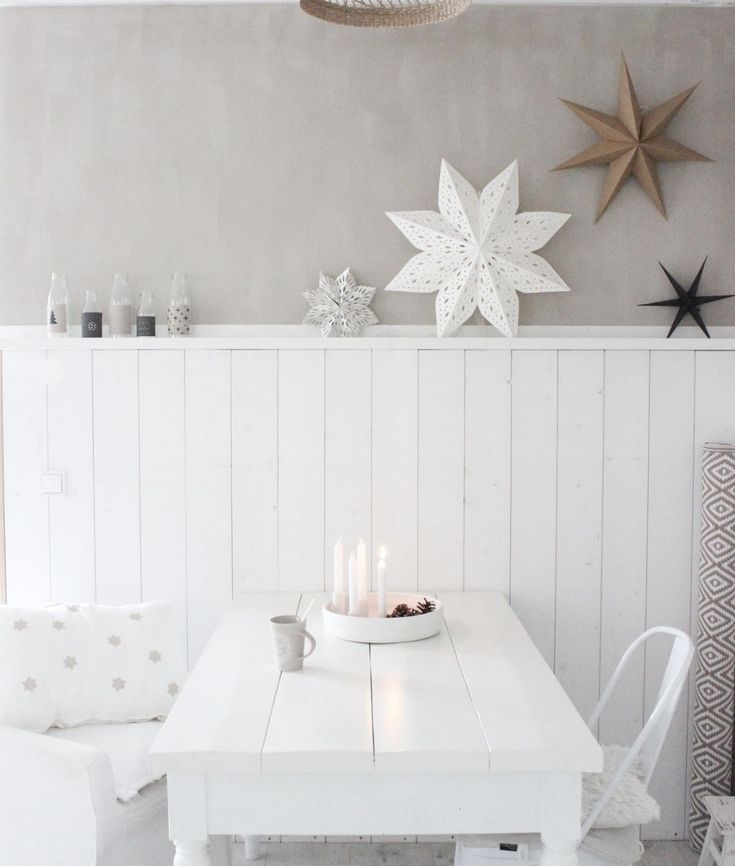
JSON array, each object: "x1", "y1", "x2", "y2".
[{"x1": 47, "y1": 273, "x2": 70, "y2": 336}]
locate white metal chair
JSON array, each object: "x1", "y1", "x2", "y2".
[{"x1": 455, "y1": 626, "x2": 695, "y2": 866}]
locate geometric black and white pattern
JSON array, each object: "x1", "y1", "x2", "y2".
[{"x1": 689, "y1": 442, "x2": 735, "y2": 850}]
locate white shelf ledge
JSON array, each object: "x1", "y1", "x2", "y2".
[
  {"x1": 0, "y1": 325, "x2": 734, "y2": 351},
  {"x1": 2, "y1": 0, "x2": 732, "y2": 6}
]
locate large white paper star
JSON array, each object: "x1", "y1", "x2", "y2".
[
  {"x1": 303, "y1": 268, "x2": 378, "y2": 338},
  {"x1": 385, "y1": 160, "x2": 571, "y2": 337}
]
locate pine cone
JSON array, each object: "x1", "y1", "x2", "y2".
[
  {"x1": 388, "y1": 603, "x2": 415, "y2": 618},
  {"x1": 416, "y1": 597, "x2": 436, "y2": 614}
]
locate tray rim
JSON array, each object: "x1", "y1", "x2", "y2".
[{"x1": 322, "y1": 592, "x2": 443, "y2": 644}]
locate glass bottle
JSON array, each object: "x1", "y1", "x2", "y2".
[
  {"x1": 109, "y1": 273, "x2": 132, "y2": 337},
  {"x1": 136, "y1": 292, "x2": 156, "y2": 337},
  {"x1": 167, "y1": 273, "x2": 190, "y2": 337},
  {"x1": 47, "y1": 273, "x2": 70, "y2": 336},
  {"x1": 81, "y1": 290, "x2": 102, "y2": 338}
]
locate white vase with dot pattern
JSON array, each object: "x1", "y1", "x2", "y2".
[{"x1": 167, "y1": 273, "x2": 190, "y2": 337}]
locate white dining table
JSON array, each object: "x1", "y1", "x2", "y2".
[{"x1": 149, "y1": 591, "x2": 603, "y2": 866}]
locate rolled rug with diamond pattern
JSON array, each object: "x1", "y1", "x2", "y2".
[{"x1": 689, "y1": 442, "x2": 735, "y2": 849}]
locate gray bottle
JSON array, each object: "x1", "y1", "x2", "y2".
[
  {"x1": 81, "y1": 290, "x2": 102, "y2": 338},
  {"x1": 136, "y1": 292, "x2": 156, "y2": 337}
]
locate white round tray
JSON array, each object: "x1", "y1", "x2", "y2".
[{"x1": 322, "y1": 592, "x2": 443, "y2": 644}]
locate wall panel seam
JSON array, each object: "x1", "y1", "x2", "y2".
[
  {"x1": 137, "y1": 352, "x2": 143, "y2": 603},
  {"x1": 642, "y1": 351, "x2": 652, "y2": 737},
  {"x1": 276, "y1": 350, "x2": 280, "y2": 592},
  {"x1": 183, "y1": 352, "x2": 189, "y2": 665},
  {"x1": 90, "y1": 352, "x2": 98, "y2": 603},
  {"x1": 229, "y1": 350, "x2": 235, "y2": 602},
  {"x1": 507, "y1": 350, "x2": 514, "y2": 606}
]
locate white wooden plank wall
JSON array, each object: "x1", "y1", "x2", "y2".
[
  {"x1": 646, "y1": 352, "x2": 695, "y2": 838},
  {"x1": 232, "y1": 350, "x2": 278, "y2": 594},
  {"x1": 47, "y1": 351, "x2": 95, "y2": 603},
  {"x1": 278, "y1": 351, "x2": 324, "y2": 591},
  {"x1": 599, "y1": 352, "x2": 650, "y2": 748},
  {"x1": 463, "y1": 351, "x2": 511, "y2": 595},
  {"x1": 3, "y1": 350, "x2": 49, "y2": 604},
  {"x1": 372, "y1": 351, "x2": 418, "y2": 590},
  {"x1": 185, "y1": 351, "x2": 233, "y2": 663},
  {"x1": 139, "y1": 350, "x2": 187, "y2": 650},
  {"x1": 325, "y1": 351, "x2": 372, "y2": 585},
  {"x1": 6, "y1": 344, "x2": 735, "y2": 839},
  {"x1": 555, "y1": 351, "x2": 604, "y2": 722},
  {"x1": 510, "y1": 351, "x2": 558, "y2": 665},
  {"x1": 93, "y1": 351, "x2": 141, "y2": 604},
  {"x1": 417, "y1": 350, "x2": 464, "y2": 591}
]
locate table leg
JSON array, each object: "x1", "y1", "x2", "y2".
[
  {"x1": 540, "y1": 837, "x2": 578, "y2": 866},
  {"x1": 168, "y1": 773, "x2": 211, "y2": 866},
  {"x1": 540, "y1": 773, "x2": 580, "y2": 866},
  {"x1": 244, "y1": 835, "x2": 261, "y2": 860},
  {"x1": 173, "y1": 840, "x2": 212, "y2": 866}
]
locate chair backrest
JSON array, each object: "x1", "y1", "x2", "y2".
[{"x1": 581, "y1": 626, "x2": 694, "y2": 839}]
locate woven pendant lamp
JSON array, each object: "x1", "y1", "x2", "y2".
[{"x1": 300, "y1": 0, "x2": 471, "y2": 27}]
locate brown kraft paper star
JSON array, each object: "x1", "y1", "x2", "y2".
[{"x1": 552, "y1": 54, "x2": 711, "y2": 221}]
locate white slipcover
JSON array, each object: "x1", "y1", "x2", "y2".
[
  {"x1": 0, "y1": 722, "x2": 231, "y2": 866},
  {"x1": 0, "y1": 723, "x2": 114, "y2": 866}
]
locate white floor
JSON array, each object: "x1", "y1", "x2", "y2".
[{"x1": 233, "y1": 840, "x2": 699, "y2": 866}]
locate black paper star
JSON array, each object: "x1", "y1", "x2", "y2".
[{"x1": 639, "y1": 259, "x2": 733, "y2": 338}]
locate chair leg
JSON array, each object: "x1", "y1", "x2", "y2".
[
  {"x1": 244, "y1": 835, "x2": 260, "y2": 860},
  {"x1": 698, "y1": 820, "x2": 717, "y2": 866},
  {"x1": 722, "y1": 832, "x2": 735, "y2": 866}
]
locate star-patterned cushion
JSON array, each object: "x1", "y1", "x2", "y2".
[
  {"x1": 0, "y1": 600, "x2": 186, "y2": 733},
  {"x1": 0, "y1": 608, "x2": 61, "y2": 731}
]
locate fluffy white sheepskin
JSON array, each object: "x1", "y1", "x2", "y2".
[{"x1": 583, "y1": 744, "x2": 661, "y2": 829}]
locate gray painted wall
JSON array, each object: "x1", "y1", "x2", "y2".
[{"x1": 0, "y1": 4, "x2": 733, "y2": 327}]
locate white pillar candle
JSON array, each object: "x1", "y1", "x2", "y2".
[
  {"x1": 357, "y1": 538, "x2": 368, "y2": 599},
  {"x1": 377, "y1": 551, "x2": 387, "y2": 618},
  {"x1": 333, "y1": 537, "x2": 345, "y2": 611},
  {"x1": 348, "y1": 552, "x2": 360, "y2": 616}
]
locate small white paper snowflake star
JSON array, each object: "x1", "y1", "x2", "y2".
[
  {"x1": 111, "y1": 677, "x2": 126, "y2": 692},
  {"x1": 385, "y1": 160, "x2": 571, "y2": 338},
  {"x1": 303, "y1": 268, "x2": 378, "y2": 338},
  {"x1": 149, "y1": 650, "x2": 162, "y2": 663},
  {"x1": 51, "y1": 620, "x2": 66, "y2": 631},
  {"x1": 63, "y1": 656, "x2": 77, "y2": 670},
  {"x1": 168, "y1": 682, "x2": 180, "y2": 696},
  {"x1": 22, "y1": 677, "x2": 37, "y2": 691},
  {"x1": 107, "y1": 634, "x2": 122, "y2": 647},
  {"x1": 13, "y1": 619, "x2": 28, "y2": 632}
]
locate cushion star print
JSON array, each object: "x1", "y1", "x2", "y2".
[{"x1": 385, "y1": 160, "x2": 571, "y2": 338}]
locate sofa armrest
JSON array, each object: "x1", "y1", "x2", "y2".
[{"x1": 0, "y1": 724, "x2": 116, "y2": 866}]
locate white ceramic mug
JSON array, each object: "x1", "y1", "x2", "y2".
[{"x1": 270, "y1": 615, "x2": 316, "y2": 672}]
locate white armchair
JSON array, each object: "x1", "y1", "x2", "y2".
[
  {"x1": 0, "y1": 722, "x2": 175, "y2": 866},
  {"x1": 0, "y1": 600, "x2": 236, "y2": 865},
  {"x1": 0, "y1": 723, "x2": 114, "y2": 866}
]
